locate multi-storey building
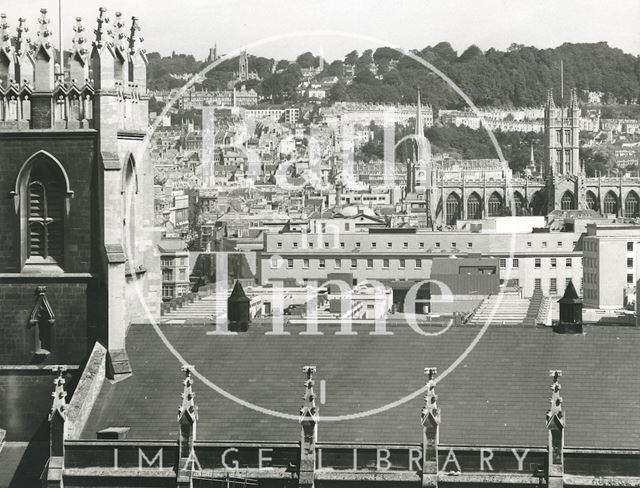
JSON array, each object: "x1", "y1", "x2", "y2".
[
  {"x1": 583, "y1": 223, "x2": 640, "y2": 309},
  {"x1": 150, "y1": 86, "x2": 259, "y2": 108},
  {"x1": 243, "y1": 106, "x2": 299, "y2": 123},
  {"x1": 159, "y1": 238, "x2": 191, "y2": 301},
  {"x1": 322, "y1": 101, "x2": 434, "y2": 128},
  {"x1": 259, "y1": 227, "x2": 583, "y2": 297}
]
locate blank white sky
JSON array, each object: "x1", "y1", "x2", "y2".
[{"x1": 6, "y1": 0, "x2": 640, "y2": 60}]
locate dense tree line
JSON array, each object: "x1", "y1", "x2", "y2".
[{"x1": 147, "y1": 42, "x2": 640, "y2": 109}]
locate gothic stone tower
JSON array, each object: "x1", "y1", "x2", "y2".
[
  {"x1": 544, "y1": 88, "x2": 585, "y2": 212},
  {"x1": 0, "y1": 7, "x2": 160, "y2": 444},
  {"x1": 239, "y1": 49, "x2": 249, "y2": 82},
  {"x1": 408, "y1": 90, "x2": 434, "y2": 226}
]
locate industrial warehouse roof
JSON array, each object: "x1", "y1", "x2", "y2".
[{"x1": 82, "y1": 322, "x2": 640, "y2": 449}]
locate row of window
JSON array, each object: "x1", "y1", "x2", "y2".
[
  {"x1": 499, "y1": 257, "x2": 578, "y2": 269},
  {"x1": 162, "y1": 268, "x2": 188, "y2": 281},
  {"x1": 161, "y1": 257, "x2": 188, "y2": 266},
  {"x1": 584, "y1": 257, "x2": 596, "y2": 268},
  {"x1": 277, "y1": 240, "x2": 577, "y2": 251},
  {"x1": 274, "y1": 258, "x2": 424, "y2": 270},
  {"x1": 534, "y1": 277, "x2": 577, "y2": 293},
  {"x1": 162, "y1": 284, "x2": 190, "y2": 299},
  {"x1": 584, "y1": 289, "x2": 598, "y2": 300}
]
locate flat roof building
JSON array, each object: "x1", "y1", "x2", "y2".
[
  {"x1": 583, "y1": 223, "x2": 640, "y2": 309},
  {"x1": 260, "y1": 228, "x2": 584, "y2": 299}
]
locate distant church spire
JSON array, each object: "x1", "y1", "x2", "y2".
[
  {"x1": 528, "y1": 142, "x2": 536, "y2": 174},
  {"x1": 415, "y1": 89, "x2": 423, "y2": 137}
]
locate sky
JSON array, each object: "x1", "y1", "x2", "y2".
[{"x1": 6, "y1": 0, "x2": 640, "y2": 61}]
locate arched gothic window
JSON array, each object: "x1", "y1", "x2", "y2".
[
  {"x1": 530, "y1": 192, "x2": 545, "y2": 216},
  {"x1": 488, "y1": 192, "x2": 503, "y2": 217},
  {"x1": 27, "y1": 160, "x2": 65, "y2": 264},
  {"x1": 625, "y1": 191, "x2": 639, "y2": 218},
  {"x1": 513, "y1": 192, "x2": 525, "y2": 215},
  {"x1": 561, "y1": 191, "x2": 575, "y2": 211},
  {"x1": 446, "y1": 193, "x2": 461, "y2": 226},
  {"x1": 467, "y1": 192, "x2": 482, "y2": 219},
  {"x1": 123, "y1": 156, "x2": 138, "y2": 264},
  {"x1": 603, "y1": 191, "x2": 618, "y2": 215},
  {"x1": 15, "y1": 151, "x2": 72, "y2": 270}
]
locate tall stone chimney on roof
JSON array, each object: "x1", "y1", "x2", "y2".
[{"x1": 555, "y1": 280, "x2": 582, "y2": 334}]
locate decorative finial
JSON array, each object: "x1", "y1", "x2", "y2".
[
  {"x1": 299, "y1": 366, "x2": 318, "y2": 424},
  {"x1": 546, "y1": 88, "x2": 555, "y2": 109},
  {"x1": 15, "y1": 17, "x2": 29, "y2": 56},
  {"x1": 570, "y1": 88, "x2": 578, "y2": 108},
  {"x1": 37, "y1": 8, "x2": 53, "y2": 50},
  {"x1": 421, "y1": 367, "x2": 441, "y2": 426},
  {"x1": 49, "y1": 366, "x2": 68, "y2": 420},
  {"x1": 93, "y1": 7, "x2": 111, "y2": 49},
  {"x1": 112, "y1": 12, "x2": 126, "y2": 52},
  {"x1": 177, "y1": 365, "x2": 198, "y2": 423},
  {"x1": 72, "y1": 17, "x2": 88, "y2": 56},
  {"x1": 128, "y1": 16, "x2": 143, "y2": 55},
  {"x1": 0, "y1": 14, "x2": 10, "y2": 54},
  {"x1": 546, "y1": 370, "x2": 564, "y2": 429}
]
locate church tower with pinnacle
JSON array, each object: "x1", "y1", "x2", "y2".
[{"x1": 544, "y1": 87, "x2": 585, "y2": 212}]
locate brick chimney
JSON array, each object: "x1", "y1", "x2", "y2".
[{"x1": 555, "y1": 280, "x2": 582, "y2": 334}]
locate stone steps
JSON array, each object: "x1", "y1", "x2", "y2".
[{"x1": 467, "y1": 293, "x2": 531, "y2": 325}]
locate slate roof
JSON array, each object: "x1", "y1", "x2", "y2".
[
  {"x1": 158, "y1": 238, "x2": 187, "y2": 253},
  {"x1": 82, "y1": 323, "x2": 640, "y2": 449},
  {"x1": 0, "y1": 442, "x2": 49, "y2": 488}
]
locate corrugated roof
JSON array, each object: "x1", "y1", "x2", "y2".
[{"x1": 81, "y1": 323, "x2": 640, "y2": 449}]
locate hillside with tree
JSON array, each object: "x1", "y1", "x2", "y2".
[{"x1": 147, "y1": 42, "x2": 640, "y2": 109}]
